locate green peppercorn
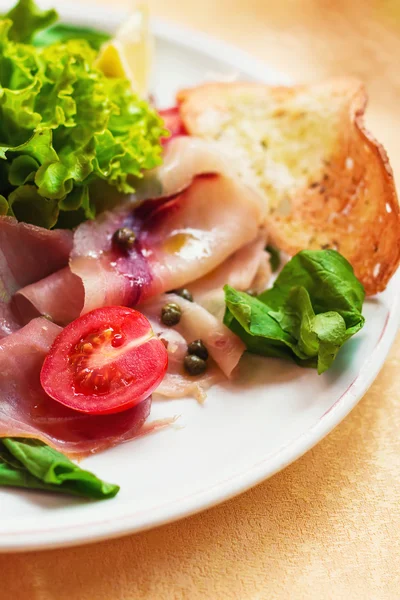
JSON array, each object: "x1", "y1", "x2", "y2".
[
  {"x1": 112, "y1": 227, "x2": 136, "y2": 251},
  {"x1": 41, "y1": 313, "x2": 54, "y2": 322},
  {"x1": 161, "y1": 302, "x2": 182, "y2": 326},
  {"x1": 187, "y1": 339, "x2": 209, "y2": 360},
  {"x1": 184, "y1": 354, "x2": 207, "y2": 376},
  {"x1": 170, "y1": 288, "x2": 193, "y2": 302}
]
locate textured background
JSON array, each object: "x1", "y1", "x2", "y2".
[{"x1": 1, "y1": 1, "x2": 400, "y2": 598}]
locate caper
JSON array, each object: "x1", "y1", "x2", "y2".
[
  {"x1": 170, "y1": 288, "x2": 193, "y2": 302},
  {"x1": 41, "y1": 313, "x2": 54, "y2": 322},
  {"x1": 161, "y1": 302, "x2": 182, "y2": 326},
  {"x1": 184, "y1": 354, "x2": 207, "y2": 376},
  {"x1": 112, "y1": 227, "x2": 136, "y2": 251},
  {"x1": 187, "y1": 339, "x2": 209, "y2": 360}
]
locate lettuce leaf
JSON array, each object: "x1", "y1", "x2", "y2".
[
  {"x1": 224, "y1": 250, "x2": 365, "y2": 374},
  {"x1": 0, "y1": 438, "x2": 119, "y2": 499},
  {"x1": 5, "y1": 0, "x2": 57, "y2": 43},
  {"x1": 0, "y1": 0, "x2": 165, "y2": 228},
  {"x1": 33, "y1": 24, "x2": 111, "y2": 51},
  {"x1": 3, "y1": 0, "x2": 110, "y2": 51}
]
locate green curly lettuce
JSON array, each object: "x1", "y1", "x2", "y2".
[
  {"x1": 0, "y1": 1, "x2": 165, "y2": 228},
  {"x1": 4, "y1": 0, "x2": 110, "y2": 49},
  {"x1": 5, "y1": 0, "x2": 57, "y2": 43}
]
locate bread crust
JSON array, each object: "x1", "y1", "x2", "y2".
[{"x1": 178, "y1": 79, "x2": 400, "y2": 295}]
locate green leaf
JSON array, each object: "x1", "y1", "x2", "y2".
[
  {"x1": 0, "y1": 438, "x2": 119, "y2": 499},
  {"x1": 0, "y1": 194, "x2": 8, "y2": 214},
  {"x1": 266, "y1": 245, "x2": 281, "y2": 272},
  {"x1": 224, "y1": 250, "x2": 365, "y2": 374},
  {"x1": 0, "y1": 8, "x2": 166, "y2": 228},
  {"x1": 59, "y1": 185, "x2": 87, "y2": 211},
  {"x1": 33, "y1": 24, "x2": 111, "y2": 51},
  {"x1": 8, "y1": 184, "x2": 59, "y2": 228},
  {"x1": 258, "y1": 250, "x2": 365, "y2": 329},
  {"x1": 5, "y1": 0, "x2": 57, "y2": 43},
  {"x1": 35, "y1": 161, "x2": 74, "y2": 199},
  {"x1": 0, "y1": 130, "x2": 59, "y2": 164},
  {"x1": 8, "y1": 155, "x2": 38, "y2": 185}
]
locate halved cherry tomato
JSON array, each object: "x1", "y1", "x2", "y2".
[
  {"x1": 40, "y1": 306, "x2": 168, "y2": 415},
  {"x1": 159, "y1": 107, "x2": 186, "y2": 143}
]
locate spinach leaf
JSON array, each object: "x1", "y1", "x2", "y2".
[
  {"x1": 224, "y1": 250, "x2": 365, "y2": 374},
  {"x1": 0, "y1": 438, "x2": 119, "y2": 499}
]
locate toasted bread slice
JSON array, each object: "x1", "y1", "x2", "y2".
[{"x1": 177, "y1": 79, "x2": 400, "y2": 295}]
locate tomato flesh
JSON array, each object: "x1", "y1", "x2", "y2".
[
  {"x1": 40, "y1": 306, "x2": 168, "y2": 415},
  {"x1": 159, "y1": 107, "x2": 186, "y2": 142}
]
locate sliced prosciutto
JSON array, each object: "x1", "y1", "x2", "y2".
[
  {"x1": 142, "y1": 293, "x2": 245, "y2": 379},
  {"x1": 0, "y1": 318, "x2": 152, "y2": 457},
  {"x1": 160, "y1": 107, "x2": 186, "y2": 142},
  {"x1": 140, "y1": 293, "x2": 244, "y2": 402},
  {"x1": 0, "y1": 217, "x2": 72, "y2": 338},
  {"x1": 15, "y1": 173, "x2": 264, "y2": 325},
  {"x1": 137, "y1": 136, "x2": 231, "y2": 199},
  {"x1": 188, "y1": 231, "x2": 271, "y2": 319},
  {"x1": 149, "y1": 325, "x2": 221, "y2": 403}
]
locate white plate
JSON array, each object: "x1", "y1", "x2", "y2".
[{"x1": 0, "y1": 1, "x2": 399, "y2": 552}]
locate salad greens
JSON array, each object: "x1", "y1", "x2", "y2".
[
  {"x1": 5, "y1": 0, "x2": 57, "y2": 43},
  {"x1": 266, "y1": 244, "x2": 281, "y2": 273},
  {"x1": 4, "y1": 0, "x2": 111, "y2": 49},
  {"x1": 33, "y1": 24, "x2": 111, "y2": 51},
  {"x1": 0, "y1": 437, "x2": 119, "y2": 499},
  {"x1": 0, "y1": 0, "x2": 165, "y2": 228},
  {"x1": 224, "y1": 250, "x2": 365, "y2": 374}
]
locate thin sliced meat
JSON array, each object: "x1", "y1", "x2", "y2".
[
  {"x1": 0, "y1": 318, "x2": 152, "y2": 457},
  {"x1": 0, "y1": 305, "x2": 19, "y2": 339},
  {"x1": 0, "y1": 217, "x2": 73, "y2": 292},
  {"x1": 147, "y1": 318, "x2": 221, "y2": 403},
  {"x1": 12, "y1": 268, "x2": 83, "y2": 327},
  {"x1": 188, "y1": 231, "x2": 271, "y2": 319},
  {"x1": 0, "y1": 217, "x2": 72, "y2": 337},
  {"x1": 16, "y1": 174, "x2": 264, "y2": 325},
  {"x1": 137, "y1": 136, "x2": 231, "y2": 200},
  {"x1": 142, "y1": 294, "x2": 245, "y2": 378},
  {"x1": 159, "y1": 107, "x2": 187, "y2": 143},
  {"x1": 143, "y1": 175, "x2": 264, "y2": 293},
  {"x1": 154, "y1": 371, "x2": 220, "y2": 403}
]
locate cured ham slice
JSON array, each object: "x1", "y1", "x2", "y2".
[
  {"x1": 188, "y1": 232, "x2": 271, "y2": 319},
  {"x1": 12, "y1": 268, "x2": 83, "y2": 328},
  {"x1": 137, "y1": 136, "x2": 231, "y2": 199},
  {"x1": 142, "y1": 293, "x2": 242, "y2": 402},
  {"x1": 0, "y1": 216, "x2": 72, "y2": 337},
  {"x1": 0, "y1": 318, "x2": 152, "y2": 457},
  {"x1": 142, "y1": 294, "x2": 245, "y2": 379},
  {"x1": 159, "y1": 107, "x2": 186, "y2": 143},
  {"x1": 149, "y1": 324, "x2": 221, "y2": 403},
  {"x1": 16, "y1": 173, "x2": 264, "y2": 325}
]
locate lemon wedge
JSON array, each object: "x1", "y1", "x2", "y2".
[{"x1": 95, "y1": 3, "x2": 153, "y2": 97}]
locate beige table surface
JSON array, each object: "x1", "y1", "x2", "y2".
[{"x1": 1, "y1": 1, "x2": 400, "y2": 598}]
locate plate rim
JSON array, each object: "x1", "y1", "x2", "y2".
[{"x1": 0, "y1": 3, "x2": 399, "y2": 552}]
